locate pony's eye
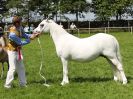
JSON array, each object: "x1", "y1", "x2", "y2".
[{"x1": 40, "y1": 24, "x2": 44, "y2": 28}]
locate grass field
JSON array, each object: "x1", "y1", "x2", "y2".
[{"x1": 1, "y1": 32, "x2": 133, "y2": 99}]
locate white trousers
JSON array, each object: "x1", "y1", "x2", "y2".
[{"x1": 5, "y1": 50, "x2": 27, "y2": 86}]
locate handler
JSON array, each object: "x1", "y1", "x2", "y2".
[{"x1": 4, "y1": 16, "x2": 40, "y2": 88}]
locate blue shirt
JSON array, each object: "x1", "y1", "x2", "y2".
[{"x1": 9, "y1": 26, "x2": 31, "y2": 46}]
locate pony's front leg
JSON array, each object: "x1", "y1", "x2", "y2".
[{"x1": 61, "y1": 57, "x2": 69, "y2": 85}]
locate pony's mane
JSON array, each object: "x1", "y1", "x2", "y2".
[{"x1": 50, "y1": 20, "x2": 67, "y2": 33}]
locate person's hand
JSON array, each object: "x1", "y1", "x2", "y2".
[
  {"x1": 33, "y1": 32, "x2": 40, "y2": 37},
  {"x1": 30, "y1": 32, "x2": 41, "y2": 39}
]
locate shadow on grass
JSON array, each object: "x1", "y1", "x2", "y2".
[
  {"x1": 71, "y1": 76, "x2": 112, "y2": 83},
  {"x1": 29, "y1": 77, "x2": 111, "y2": 85},
  {"x1": 29, "y1": 79, "x2": 57, "y2": 85},
  {"x1": 126, "y1": 76, "x2": 133, "y2": 83},
  {"x1": 71, "y1": 76, "x2": 133, "y2": 83},
  {"x1": 29, "y1": 76, "x2": 133, "y2": 85}
]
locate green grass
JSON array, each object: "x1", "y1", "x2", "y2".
[{"x1": 1, "y1": 32, "x2": 133, "y2": 99}]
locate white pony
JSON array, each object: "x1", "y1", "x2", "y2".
[{"x1": 34, "y1": 19, "x2": 127, "y2": 85}]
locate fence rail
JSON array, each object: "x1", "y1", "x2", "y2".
[{"x1": 66, "y1": 27, "x2": 133, "y2": 35}]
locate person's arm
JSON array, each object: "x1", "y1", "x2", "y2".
[
  {"x1": 21, "y1": 26, "x2": 40, "y2": 39},
  {"x1": 22, "y1": 32, "x2": 41, "y2": 40},
  {"x1": 21, "y1": 27, "x2": 40, "y2": 40},
  {"x1": 22, "y1": 32, "x2": 32, "y2": 39},
  {"x1": 9, "y1": 33, "x2": 30, "y2": 46},
  {"x1": 21, "y1": 26, "x2": 32, "y2": 39}
]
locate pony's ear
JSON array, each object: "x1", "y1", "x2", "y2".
[
  {"x1": 46, "y1": 19, "x2": 52, "y2": 23},
  {"x1": 46, "y1": 18, "x2": 50, "y2": 22},
  {"x1": 46, "y1": 14, "x2": 53, "y2": 22}
]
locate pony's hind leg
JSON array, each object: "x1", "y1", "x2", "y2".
[
  {"x1": 109, "y1": 57, "x2": 127, "y2": 84},
  {"x1": 61, "y1": 57, "x2": 69, "y2": 85},
  {"x1": 106, "y1": 58, "x2": 119, "y2": 82}
]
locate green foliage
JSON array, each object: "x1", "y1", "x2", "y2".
[
  {"x1": 92, "y1": 0, "x2": 112, "y2": 20},
  {"x1": 0, "y1": 33, "x2": 133, "y2": 99},
  {"x1": 60, "y1": 0, "x2": 87, "y2": 21},
  {"x1": 111, "y1": 0, "x2": 133, "y2": 20},
  {"x1": 0, "y1": 0, "x2": 8, "y2": 13},
  {"x1": 92, "y1": 0, "x2": 133, "y2": 20},
  {"x1": 1, "y1": 0, "x2": 133, "y2": 21},
  {"x1": 0, "y1": 0, "x2": 8, "y2": 22}
]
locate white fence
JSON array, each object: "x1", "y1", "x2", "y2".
[{"x1": 66, "y1": 27, "x2": 133, "y2": 35}]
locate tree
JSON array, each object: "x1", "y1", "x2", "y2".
[
  {"x1": 111, "y1": 0, "x2": 133, "y2": 20},
  {"x1": 29, "y1": 0, "x2": 59, "y2": 19},
  {"x1": 60, "y1": 0, "x2": 87, "y2": 22},
  {"x1": 6, "y1": 0, "x2": 23, "y2": 16},
  {"x1": 92, "y1": 0, "x2": 133, "y2": 21},
  {"x1": 0, "y1": 0, "x2": 8, "y2": 22},
  {"x1": 92, "y1": 0, "x2": 114, "y2": 21},
  {"x1": 4, "y1": 0, "x2": 133, "y2": 22},
  {"x1": 126, "y1": 5, "x2": 133, "y2": 18},
  {"x1": 6, "y1": 0, "x2": 38, "y2": 23}
]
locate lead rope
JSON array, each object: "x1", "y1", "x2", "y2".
[{"x1": 37, "y1": 37, "x2": 50, "y2": 87}]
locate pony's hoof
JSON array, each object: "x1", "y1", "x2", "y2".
[
  {"x1": 61, "y1": 81, "x2": 69, "y2": 86},
  {"x1": 114, "y1": 76, "x2": 118, "y2": 82},
  {"x1": 123, "y1": 80, "x2": 127, "y2": 85}
]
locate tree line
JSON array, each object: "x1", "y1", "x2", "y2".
[{"x1": 0, "y1": 0, "x2": 133, "y2": 22}]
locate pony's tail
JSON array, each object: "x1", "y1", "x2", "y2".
[{"x1": 115, "y1": 38, "x2": 122, "y2": 64}]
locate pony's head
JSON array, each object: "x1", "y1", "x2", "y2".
[{"x1": 34, "y1": 19, "x2": 53, "y2": 33}]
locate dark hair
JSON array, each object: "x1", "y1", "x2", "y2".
[{"x1": 12, "y1": 16, "x2": 22, "y2": 25}]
